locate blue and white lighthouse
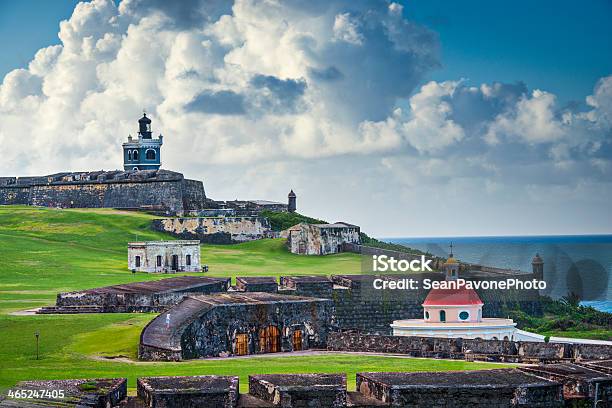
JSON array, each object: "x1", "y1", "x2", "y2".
[{"x1": 123, "y1": 113, "x2": 163, "y2": 171}]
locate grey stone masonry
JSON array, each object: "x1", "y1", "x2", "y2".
[
  {"x1": 139, "y1": 292, "x2": 335, "y2": 361},
  {"x1": 578, "y1": 359, "x2": 612, "y2": 374},
  {"x1": 519, "y1": 363, "x2": 612, "y2": 404},
  {"x1": 137, "y1": 376, "x2": 239, "y2": 408},
  {"x1": 285, "y1": 222, "x2": 361, "y2": 255},
  {"x1": 0, "y1": 378, "x2": 127, "y2": 407},
  {"x1": 236, "y1": 276, "x2": 278, "y2": 292},
  {"x1": 356, "y1": 370, "x2": 564, "y2": 407},
  {"x1": 5, "y1": 370, "x2": 612, "y2": 407},
  {"x1": 38, "y1": 276, "x2": 230, "y2": 314},
  {"x1": 0, "y1": 170, "x2": 206, "y2": 213},
  {"x1": 327, "y1": 332, "x2": 612, "y2": 365},
  {"x1": 151, "y1": 216, "x2": 273, "y2": 244},
  {"x1": 248, "y1": 374, "x2": 347, "y2": 407}
]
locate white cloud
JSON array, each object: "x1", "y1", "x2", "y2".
[
  {"x1": 332, "y1": 13, "x2": 364, "y2": 45},
  {"x1": 0, "y1": 0, "x2": 611, "y2": 235},
  {"x1": 485, "y1": 90, "x2": 565, "y2": 144}
]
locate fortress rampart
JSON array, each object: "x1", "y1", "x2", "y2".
[
  {"x1": 6, "y1": 366, "x2": 611, "y2": 406},
  {"x1": 0, "y1": 169, "x2": 207, "y2": 213},
  {"x1": 40, "y1": 273, "x2": 543, "y2": 334}
]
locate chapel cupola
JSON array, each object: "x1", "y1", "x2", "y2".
[
  {"x1": 123, "y1": 112, "x2": 163, "y2": 171},
  {"x1": 422, "y1": 244, "x2": 484, "y2": 324},
  {"x1": 444, "y1": 242, "x2": 459, "y2": 280}
]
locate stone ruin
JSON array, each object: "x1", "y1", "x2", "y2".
[
  {"x1": 151, "y1": 216, "x2": 275, "y2": 244},
  {"x1": 284, "y1": 222, "x2": 361, "y2": 255},
  {"x1": 4, "y1": 364, "x2": 612, "y2": 407}
]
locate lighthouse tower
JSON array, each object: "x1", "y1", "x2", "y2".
[{"x1": 123, "y1": 113, "x2": 163, "y2": 171}]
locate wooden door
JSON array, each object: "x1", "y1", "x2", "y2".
[
  {"x1": 268, "y1": 326, "x2": 280, "y2": 353},
  {"x1": 236, "y1": 333, "x2": 248, "y2": 356},
  {"x1": 258, "y1": 326, "x2": 281, "y2": 353},
  {"x1": 292, "y1": 329, "x2": 302, "y2": 351}
]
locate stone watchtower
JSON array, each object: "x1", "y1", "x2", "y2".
[
  {"x1": 123, "y1": 113, "x2": 163, "y2": 171},
  {"x1": 288, "y1": 190, "x2": 297, "y2": 213},
  {"x1": 532, "y1": 253, "x2": 544, "y2": 281}
]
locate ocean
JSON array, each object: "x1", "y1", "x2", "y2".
[{"x1": 384, "y1": 235, "x2": 612, "y2": 313}]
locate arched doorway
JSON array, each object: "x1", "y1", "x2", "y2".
[
  {"x1": 171, "y1": 255, "x2": 179, "y2": 271},
  {"x1": 259, "y1": 325, "x2": 280, "y2": 353},
  {"x1": 439, "y1": 310, "x2": 446, "y2": 322},
  {"x1": 292, "y1": 329, "x2": 303, "y2": 351}
]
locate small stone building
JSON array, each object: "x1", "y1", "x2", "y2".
[
  {"x1": 128, "y1": 240, "x2": 201, "y2": 273},
  {"x1": 286, "y1": 222, "x2": 361, "y2": 255}
]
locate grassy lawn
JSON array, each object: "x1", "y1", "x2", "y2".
[
  {"x1": 0, "y1": 206, "x2": 362, "y2": 313},
  {"x1": 0, "y1": 205, "x2": 602, "y2": 394},
  {"x1": 0, "y1": 313, "x2": 515, "y2": 393},
  {"x1": 2, "y1": 206, "x2": 507, "y2": 393}
]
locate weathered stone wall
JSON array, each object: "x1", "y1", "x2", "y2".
[
  {"x1": 327, "y1": 275, "x2": 541, "y2": 334},
  {"x1": 0, "y1": 185, "x2": 31, "y2": 205},
  {"x1": 0, "y1": 378, "x2": 128, "y2": 407},
  {"x1": 327, "y1": 332, "x2": 612, "y2": 364},
  {"x1": 55, "y1": 278, "x2": 229, "y2": 312},
  {"x1": 6, "y1": 370, "x2": 612, "y2": 407},
  {"x1": 180, "y1": 297, "x2": 335, "y2": 359},
  {"x1": 521, "y1": 364, "x2": 612, "y2": 403},
  {"x1": 286, "y1": 223, "x2": 361, "y2": 255},
  {"x1": 356, "y1": 370, "x2": 564, "y2": 408},
  {"x1": 236, "y1": 277, "x2": 278, "y2": 292},
  {"x1": 56, "y1": 292, "x2": 191, "y2": 312},
  {"x1": 227, "y1": 274, "x2": 542, "y2": 335},
  {"x1": 0, "y1": 170, "x2": 206, "y2": 213},
  {"x1": 29, "y1": 180, "x2": 191, "y2": 212},
  {"x1": 181, "y1": 179, "x2": 207, "y2": 211},
  {"x1": 151, "y1": 216, "x2": 272, "y2": 244},
  {"x1": 137, "y1": 376, "x2": 239, "y2": 408},
  {"x1": 249, "y1": 374, "x2": 347, "y2": 407},
  {"x1": 574, "y1": 343, "x2": 612, "y2": 361}
]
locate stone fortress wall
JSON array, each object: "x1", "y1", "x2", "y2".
[
  {"x1": 40, "y1": 273, "x2": 542, "y2": 333},
  {"x1": 0, "y1": 169, "x2": 207, "y2": 213},
  {"x1": 151, "y1": 216, "x2": 274, "y2": 244},
  {"x1": 327, "y1": 331, "x2": 612, "y2": 363}
]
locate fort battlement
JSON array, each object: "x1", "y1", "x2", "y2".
[
  {"x1": 0, "y1": 169, "x2": 207, "y2": 213},
  {"x1": 39, "y1": 273, "x2": 542, "y2": 333},
  {"x1": 6, "y1": 366, "x2": 612, "y2": 407}
]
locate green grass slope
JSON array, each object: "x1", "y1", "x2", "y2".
[{"x1": 0, "y1": 206, "x2": 362, "y2": 312}]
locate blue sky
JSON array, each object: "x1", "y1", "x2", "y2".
[
  {"x1": 2, "y1": 0, "x2": 611, "y2": 104},
  {"x1": 0, "y1": 0, "x2": 611, "y2": 236}
]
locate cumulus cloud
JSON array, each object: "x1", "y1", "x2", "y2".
[
  {"x1": 0, "y1": 0, "x2": 611, "y2": 235},
  {"x1": 333, "y1": 13, "x2": 364, "y2": 45}
]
